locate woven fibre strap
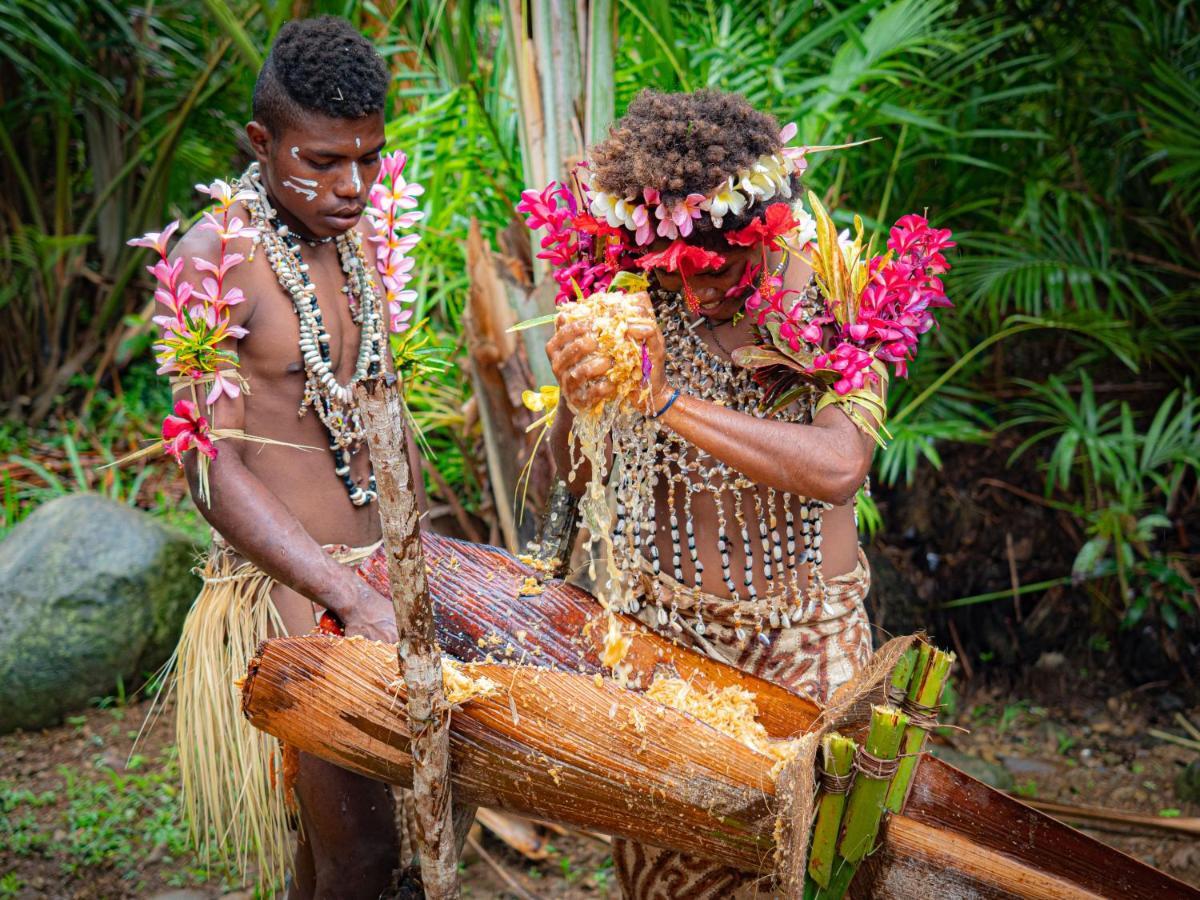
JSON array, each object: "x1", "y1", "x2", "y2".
[
  {"x1": 819, "y1": 769, "x2": 854, "y2": 794},
  {"x1": 901, "y1": 696, "x2": 941, "y2": 730},
  {"x1": 854, "y1": 745, "x2": 901, "y2": 780}
]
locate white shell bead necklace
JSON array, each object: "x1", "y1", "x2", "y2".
[{"x1": 238, "y1": 163, "x2": 382, "y2": 507}]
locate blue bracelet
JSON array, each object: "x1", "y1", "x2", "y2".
[{"x1": 651, "y1": 387, "x2": 682, "y2": 419}]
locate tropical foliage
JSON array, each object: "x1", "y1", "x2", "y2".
[{"x1": 1, "y1": 0, "x2": 1196, "y2": 662}]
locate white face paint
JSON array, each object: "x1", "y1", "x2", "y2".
[
  {"x1": 351, "y1": 161, "x2": 362, "y2": 193},
  {"x1": 355, "y1": 137, "x2": 361, "y2": 149},
  {"x1": 290, "y1": 146, "x2": 300, "y2": 160},
  {"x1": 281, "y1": 178, "x2": 318, "y2": 202}
]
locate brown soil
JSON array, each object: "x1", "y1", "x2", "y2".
[
  {"x1": 0, "y1": 697, "x2": 613, "y2": 900},
  {"x1": 944, "y1": 681, "x2": 1200, "y2": 889},
  {"x1": 1, "y1": 684, "x2": 1196, "y2": 898}
]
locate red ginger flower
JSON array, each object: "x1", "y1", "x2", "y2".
[
  {"x1": 636, "y1": 240, "x2": 727, "y2": 315},
  {"x1": 162, "y1": 399, "x2": 217, "y2": 464}
]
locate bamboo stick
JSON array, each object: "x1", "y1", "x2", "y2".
[
  {"x1": 1014, "y1": 798, "x2": 1200, "y2": 837},
  {"x1": 838, "y1": 705, "x2": 909, "y2": 863},
  {"x1": 356, "y1": 375, "x2": 460, "y2": 898},
  {"x1": 807, "y1": 734, "x2": 856, "y2": 888},
  {"x1": 885, "y1": 645, "x2": 954, "y2": 813}
]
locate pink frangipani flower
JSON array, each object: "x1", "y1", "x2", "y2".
[{"x1": 127, "y1": 221, "x2": 179, "y2": 257}]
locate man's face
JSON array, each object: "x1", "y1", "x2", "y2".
[
  {"x1": 248, "y1": 111, "x2": 387, "y2": 240},
  {"x1": 648, "y1": 240, "x2": 759, "y2": 320}
]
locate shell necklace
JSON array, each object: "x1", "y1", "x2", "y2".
[{"x1": 238, "y1": 163, "x2": 383, "y2": 507}]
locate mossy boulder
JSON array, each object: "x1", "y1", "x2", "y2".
[{"x1": 0, "y1": 494, "x2": 201, "y2": 733}]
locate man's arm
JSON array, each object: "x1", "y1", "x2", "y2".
[{"x1": 165, "y1": 228, "x2": 397, "y2": 643}]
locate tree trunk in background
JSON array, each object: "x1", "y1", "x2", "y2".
[
  {"x1": 464, "y1": 220, "x2": 553, "y2": 551},
  {"x1": 465, "y1": 0, "x2": 615, "y2": 547}
]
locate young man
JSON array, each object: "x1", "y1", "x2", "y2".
[
  {"x1": 544, "y1": 89, "x2": 884, "y2": 897},
  {"x1": 157, "y1": 18, "x2": 418, "y2": 898}
]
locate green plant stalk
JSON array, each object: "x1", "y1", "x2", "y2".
[
  {"x1": 885, "y1": 646, "x2": 955, "y2": 813},
  {"x1": 890, "y1": 646, "x2": 919, "y2": 699},
  {"x1": 889, "y1": 317, "x2": 1131, "y2": 429},
  {"x1": 807, "y1": 733, "x2": 857, "y2": 888},
  {"x1": 838, "y1": 705, "x2": 908, "y2": 864},
  {"x1": 817, "y1": 856, "x2": 858, "y2": 899}
]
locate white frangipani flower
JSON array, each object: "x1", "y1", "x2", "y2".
[{"x1": 700, "y1": 177, "x2": 749, "y2": 229}]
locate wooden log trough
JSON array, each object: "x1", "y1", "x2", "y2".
[{"x1": 241, "y1": 534, "x2": 1197, "y2": 898}]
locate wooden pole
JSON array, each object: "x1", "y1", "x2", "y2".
[{"x1": 356, "y1": 374, "x2": 460, "y2": 898}]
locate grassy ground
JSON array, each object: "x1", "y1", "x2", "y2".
[{"x1": 0, "y1": 697, "x2": 615, "y2": 899}]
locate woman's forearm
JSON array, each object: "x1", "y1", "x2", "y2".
[
  {"x1": 550, "y1": 404, "x2": 591, "y2": 497},
  {"x1": 658, "y1": 392, "x2": 871, "y2": 504}
]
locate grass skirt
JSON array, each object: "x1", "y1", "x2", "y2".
[{"x1": 162, "y1": 540, "x2": 379, "y2": 891}]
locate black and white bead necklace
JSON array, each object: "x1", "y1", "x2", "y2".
[
  {"x1": 237, "y1": 163, "x2": 383, "y2": 507},
  {"x1": 609, "y1": 285, "x2": 833, "y2": 639}
]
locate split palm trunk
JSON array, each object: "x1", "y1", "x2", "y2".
[
  {"x1": 465, "y1": 0, "x2": 616, "y2": 546},
  {"x1": 355, "y1": 375, "x2": 459, "y2": 898},
  {"x1": 242, "y1": 534, "x2": 1195, "y2": 899}
]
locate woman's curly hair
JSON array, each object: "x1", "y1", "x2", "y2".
[{"x1": 589, "y1": 89, "x2": 798, "y2": 245}]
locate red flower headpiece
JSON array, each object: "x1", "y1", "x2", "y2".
[
  {"x1": 635, "y1": 240, "x2": 727, "y2": 314},
  {"x1": 725, "y1": 204, "x2": 800, "y2": 248}
]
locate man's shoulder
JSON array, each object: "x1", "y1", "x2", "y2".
[
  {"x1": 170, "y1": 200, "x2": 259, "y2": 265},
  {"x1": 169, "y1": 217, "x2": 221, "y2": 264}
]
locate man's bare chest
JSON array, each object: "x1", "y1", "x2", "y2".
[{"x1": 234, "y1": 251, "x2": 365, "y2": 390}]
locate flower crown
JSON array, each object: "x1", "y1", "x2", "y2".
[{"x1": 586, "y1": 122, "x2": 808, "y2": 244}]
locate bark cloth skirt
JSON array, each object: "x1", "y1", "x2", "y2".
[{"x1": 613, "y1": 548, "x2": 873, "y2": 899}]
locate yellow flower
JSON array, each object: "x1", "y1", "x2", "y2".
[{"x1": 522, "y1": 385, "x2": 560, "y2": 415}]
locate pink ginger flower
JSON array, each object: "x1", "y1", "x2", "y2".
[
  {"x1": 148, "y1": 257, "x2": 184, "y2": 292},
  {"x1": 206, "y1": 369, "x2": 242, "y2": 405},
  {"x1": 194, "y1": 252, "x2": 246, "y2": 280},
  {"x1": 379, "y1": 151, "x2": 408, "y2": 182}
]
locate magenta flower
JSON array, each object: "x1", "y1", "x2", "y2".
[{"x1": 162, "y1": 400, "x2": 217, "y2": 463}]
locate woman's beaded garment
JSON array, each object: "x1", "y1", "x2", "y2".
[{"x1": 606, "y1": 284, "x2": 840, "y2": 641}]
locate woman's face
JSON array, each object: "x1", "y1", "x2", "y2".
[{"x1": 648, "y1": 240, "x2": 759, "y2": 320}]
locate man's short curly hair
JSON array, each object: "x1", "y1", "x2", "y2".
[
  {"x1": 589, "y1": 89, "x2": 798, "y2": 243},
  {"x1": 253, "y1": 16, "x2": 388, "y2": 134}
]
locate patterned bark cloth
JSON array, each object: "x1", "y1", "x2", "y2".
[{"x1": 614, "y1": 549, "x2": 873, "y2": 899}]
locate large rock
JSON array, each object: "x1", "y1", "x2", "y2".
[{"x1": 0, "y1": 494, "x2": 201, "y2": 733}]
